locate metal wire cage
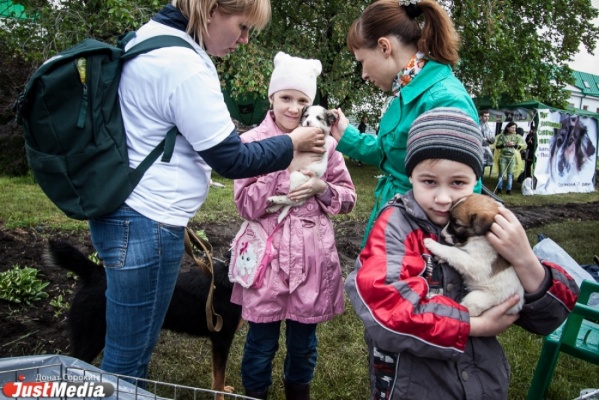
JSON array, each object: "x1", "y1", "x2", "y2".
[{"x1": 0, "y1": 355, "x2": 256, "y2": 400}]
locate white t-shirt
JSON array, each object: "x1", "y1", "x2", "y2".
[{"x1": 119, "y1": 21, "x2": 234, "y2": 226}]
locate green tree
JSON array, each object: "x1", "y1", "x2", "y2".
[
  {"x1": 217, "y1": 0, "x2": 386, "y2": 121},
  {"x1": 3, "y1": 0, "x2": 599, "y2": 120},
  {"x1": 452, "y1": 0, "x2": 599, "y2": 109},
  {"x1": 3, "y1": 0, "x2": 162, "y2": 62},
  {"x1": 221, "y1": 0, "x2": 599, "y2": 115}
]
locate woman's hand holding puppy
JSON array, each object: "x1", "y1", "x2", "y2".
[
  {"x1": 289, "y1": 126, "x2": 326, "y2": 153},
  {"x1": 486, "y1": 207, "x2": 547, "y2": 293}
]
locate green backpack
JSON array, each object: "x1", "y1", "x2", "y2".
[{"x1": 15, "y1": 33, "x2": 194, "y2": 220}]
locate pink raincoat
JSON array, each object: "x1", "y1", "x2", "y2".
[{"x1": 230, "y1": 112, "x2": 357, "y2": 323}]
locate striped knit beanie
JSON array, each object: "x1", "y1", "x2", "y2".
[{"x1": 405, "y1": 108, "x2": 484, "y2": 178}]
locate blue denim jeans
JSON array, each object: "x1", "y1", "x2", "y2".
[
  {"x1": 89, "y1": 205, "x2": 185, "y2": 382},
  {"x1": 241, "y1": 320, "x2": 318, "y2": 392},
  {"x1": 498, "y1": 157, "x2": 516, "y2": 190}
]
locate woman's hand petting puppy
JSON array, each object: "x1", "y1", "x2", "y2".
[
  {"x1": 469, "y1": 294, "x2": 521, "y2": 337},
  {"x1": 287, "y1": 170, "x2": 327, "y2": 202},
  {"x1": 289, "y1": 126, "x2": 326, "y2": 153},
  {"x1": 486, "y1": 206, "x2": 546, "y2": 293},
  {"x1": 330, "y1": 108, "x2": 349, "y2": 142}
]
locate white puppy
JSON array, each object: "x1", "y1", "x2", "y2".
[
  {"x1": 423, "y1": 194, "x2": 525, "y2": 317},
  {"x1": 267, "y1": 105, "x2": 337, "y2": 222}
]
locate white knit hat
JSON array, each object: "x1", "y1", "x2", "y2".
[{"x1": 268, "y1": 52, "x2": 322, "y2": 102}]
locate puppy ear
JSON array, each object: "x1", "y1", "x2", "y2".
[
  {"x1": 300, "y1": 106, "x2": 309, "y2": 120},
  {"x1": 471, "y1": 213, "x2": 494, "y2": 235},
  {"x1": 581, "y1": 128, "x2": 595, "y2": 158},
  {"x1": 326, "y1": 110, "x2": 338, "y2": 126}
]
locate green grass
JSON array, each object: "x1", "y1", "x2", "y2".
[
  {"x1": 193, "y1": 161, "x2": 382, "y2": 225},
  {"x1": 0, "y1": 174, "x2": 87, "y2": 230},
  {"x1": 2, "y1": 159, "x2": 599, "y2": 399}
]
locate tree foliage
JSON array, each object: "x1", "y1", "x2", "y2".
[
  {"x1": 4, "y1": 0, "x2": 163, "y2": 61},
  {"x1": 217, "y1": 0, "x2": 386, "y2": 122},
  {"x1": 2, "y1": 0, "x2": 599, "y2": 120},
  {"x1": 452, "y1": 0, "x2": 599, "y2": 109}
]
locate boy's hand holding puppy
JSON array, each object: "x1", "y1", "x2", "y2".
[
  {"x1": 487, "y1": 206, "x2": 547, "y2": 293},
  {"x1": 470, "y1": 205, "x2": 547, "y2": 337},
  {"x1": 469, "y1": 295, "x2": 521, "y2": 337}
]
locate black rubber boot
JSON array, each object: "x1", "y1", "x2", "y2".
[
  {"x1": 245, "y1": 388, "x2": 268, "y2": 399},
  {"x1": 284, "y1": 380, "x2": 310, "y2": 400}
]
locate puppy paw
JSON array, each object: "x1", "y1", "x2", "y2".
[
  {"x1": 462, "y1": 301, "x2": 484, "y2": 317},
  {"x1": 267, "y1": 195, "x2": 294, "y2": 205},
  {"x1": 423, "y1": 239, "x2": 448, "y2": 263},
  {"x1": 423, "y1": 238, "x2": 441, "y2": 254},
  {"x1": 423, "y1": 238, "x2": 435, "y2": 248}
]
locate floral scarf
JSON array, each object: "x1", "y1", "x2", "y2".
[{"x1": 391, "y1": 52, "x2": 428, "y2": 96}]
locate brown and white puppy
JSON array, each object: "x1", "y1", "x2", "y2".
[
  {"x1": 267, "y1": 105, "x2": 337, "y2": 222},
  {"x1": 423, "y1": 194, "x2": 524, "y2": 317}
]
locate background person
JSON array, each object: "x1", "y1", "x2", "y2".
[
  {"x1": 495, "y1": 121, "x2": 526, "y2": 194},
  {"x1": 358, "y1": 115, "x2": 368, "y2": 133},
  {"x1": 231, "y1": 52, "x2": 357, "y2": 400},
  {"x1": 479, "y1": 110, "x2": 496, "y2": 167},
  {"x1": 345, "y1": 108, "x2": 578, "y2": 400},
  {"x1": 524, "y1": 127, "x2": 536, "y2": 179},
  {"x1": 330, "y1": 0, "x2": 479, "y2": 246},
  {"x1": 89, "y1": 0, "x2": 325, "y2": 383}
]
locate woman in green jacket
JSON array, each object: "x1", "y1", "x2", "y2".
[
  {"x1": 331, "y1": 0, "x2": 479, "y2": 245},
  {"x1": 495, "y1": 121, "x2": 527, "y2": 195}
]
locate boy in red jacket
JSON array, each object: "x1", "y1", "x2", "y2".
[{"x1": 345, "y1": 107, "x2": 578, "y2": 400}]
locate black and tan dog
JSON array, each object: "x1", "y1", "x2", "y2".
[
  {"x1": 424, "y1": 194, "x2": 525, "y2": 317},
  {"x1": 43, "y1": 240, "x2": 242, "y2": 399}
]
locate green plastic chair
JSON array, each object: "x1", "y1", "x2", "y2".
[{"x1": 527, "y1": 279, "x2": 599, "y2": 400}]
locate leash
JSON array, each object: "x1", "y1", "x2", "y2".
[{"x1": 183, "y1": 227, "x2": 223, "y2": 333}]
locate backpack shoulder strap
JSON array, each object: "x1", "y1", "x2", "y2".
[
  {"x1": 121, "y1": 34, "x2": 195, "y2": 60},
  {"x1": 129, "y1": 127, "x2": 178, "y2": 183},
  {"x1": 120, "y1": 34, "x2": 194, "y2": 174}
]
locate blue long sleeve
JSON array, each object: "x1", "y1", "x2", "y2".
[{"x1": 198, "y1": 129, "x2": 294, "y2": 179}]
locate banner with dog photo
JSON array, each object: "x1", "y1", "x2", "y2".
[{"x1": 533, "y1": 109, "x2": 598, "y2": 195}]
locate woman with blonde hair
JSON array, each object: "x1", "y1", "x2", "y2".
[
  {"x1": 331, "y1": 0, "x2": 480, "y2": 246},
  {"x1": 89, "y1": 0, "x2": 325, "y2": 383}
]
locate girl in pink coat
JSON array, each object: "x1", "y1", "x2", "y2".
[{"x1": 231, "y1": 52, "x2": 356, "y2": 400}]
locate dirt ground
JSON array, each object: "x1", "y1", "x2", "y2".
[{"x1": 1, "y1": 201, "x2": 599, "y2": 359}]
